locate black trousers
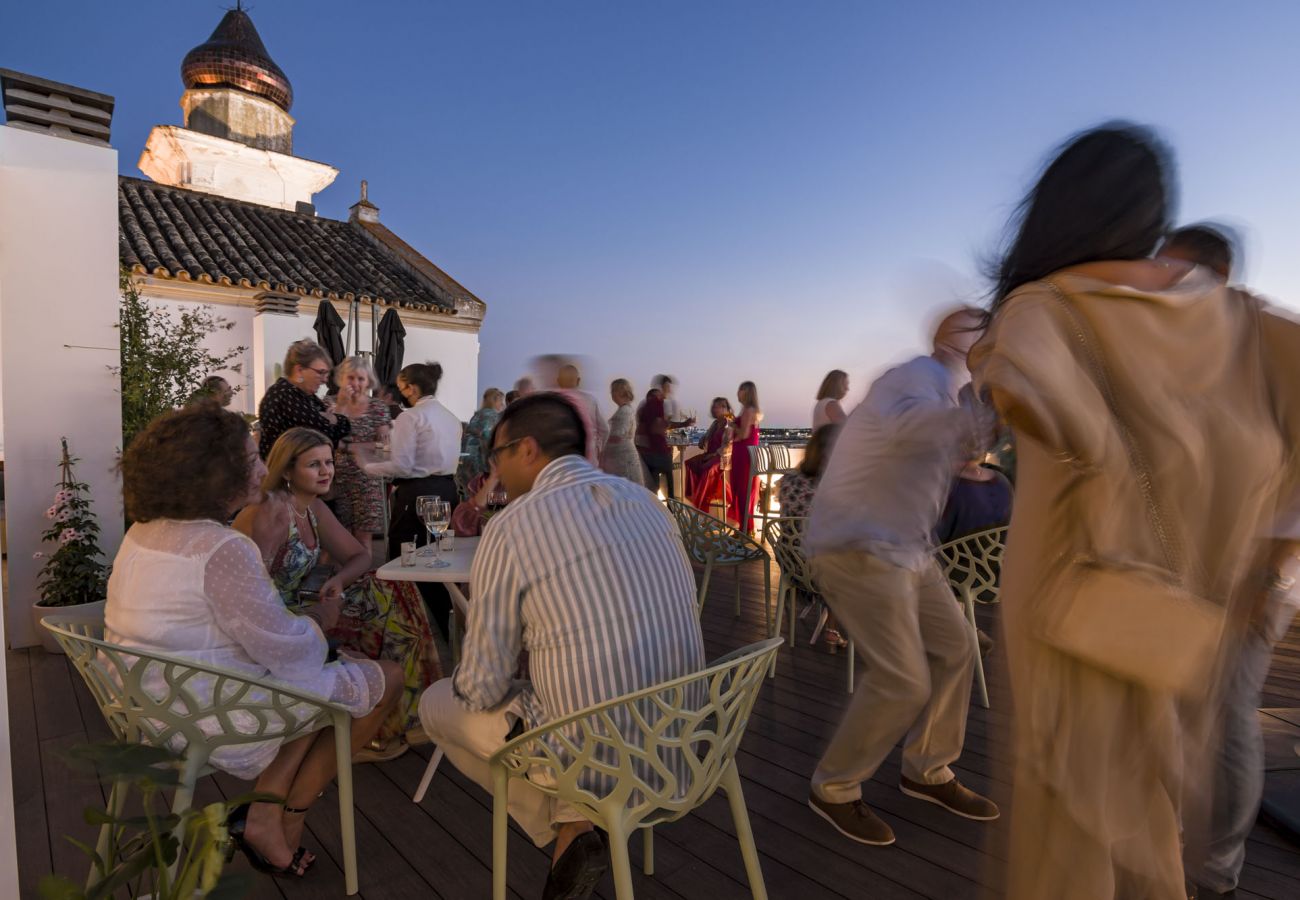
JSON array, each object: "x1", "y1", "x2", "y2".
[
  {"x1": 640, "y1": 451, "x2": 674, "y2": 500},
  {"x1": 388, "y1": 474, "x2": 458, "y2": 638}
]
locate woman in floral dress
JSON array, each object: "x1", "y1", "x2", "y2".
[
  {"x1": 234, "y1": 427, "x2": 441, "y2": 761},
  {"x1": 328, "y1": 357, "x2": 391, "y2": 548}
]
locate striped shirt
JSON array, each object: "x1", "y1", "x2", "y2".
[{"x1": 454, "y1": 454, "x2": 705, "y2": 735}]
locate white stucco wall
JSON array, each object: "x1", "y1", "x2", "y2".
[
  {"x1": 143, "y1": 294, "x2": 257, "y2": 414},
  {"x1": 0, "y1": 125, "x2": 124, "y2": 650},
  {"x1": 0, "y1": 123, "x2": 124, "y2": 897}
]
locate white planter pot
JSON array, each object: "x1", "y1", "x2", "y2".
[{"x1": 32, "y1": 597, "x2": 106, "y2": 655}]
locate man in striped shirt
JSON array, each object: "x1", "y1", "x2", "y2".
[{"x1": 419, "y1": 393, "x2": 705, "y2": 900}]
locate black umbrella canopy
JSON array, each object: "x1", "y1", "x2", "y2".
[
  {"x1": 312, "y1": 300, "x2": 346, "y2": 365},
  {"x1": 373, "y1": 308, "x2": 407, "y2": 386}
]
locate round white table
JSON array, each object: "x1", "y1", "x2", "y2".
[{"x1": 375, "y1": 536, "x2": 479, "y2": 662}]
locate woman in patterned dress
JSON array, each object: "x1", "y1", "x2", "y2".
[
  {"x1": 328, "y1": 356, "x2": 391, "y2": 548},
  {"x1": 234, "y1": 427, "x2": 441, "y2": 762},
  {"x1": 459, "y1": 387, "x2": 505, "y2": 489},
  {"x1": 256, "y1": 340, "x2": 351, "y2": 458},
  {"x1": 601, "y1": 378, "x2": 648, "y2": 485}
]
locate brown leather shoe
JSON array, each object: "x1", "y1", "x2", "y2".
[
  {"x1": 808, "y1": 792, "x2": 895, "y2": 846},
  {"x1": 900, "y1": 775, "x2": 999, "y2": 820}
]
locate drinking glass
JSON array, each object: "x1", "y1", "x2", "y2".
[
  {"x1": 422, "y1": 499, "x2": 451, "y2": 568},
  {"x1": 415, "y1": 495, "x2": 436, "y2": 555},
  {"x1": 483, "y1": 488, "x2": 508, "y2": 522}
]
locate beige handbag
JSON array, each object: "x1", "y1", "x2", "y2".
[{"x1": 1037, "y1": 280, "x2": 1225, "y2": 697}]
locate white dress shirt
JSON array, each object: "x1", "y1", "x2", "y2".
[
  {"x1": 806, "y1": 355, "x2": 973, "y2": 570},
  {"x1": 362, "y1": 395, "x2": 462, "y2": 479}
]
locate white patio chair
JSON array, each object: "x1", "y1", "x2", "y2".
[
  {"x1": 489, "y1": 637, "x2": 783, "y2": 900},
  {"x1": 666, "y1": 499, "x2": 771, "y2": 630},
  {"x1": 746, "y1": 444, "x2": 797, "y2": 541},
  {"x1": 41, "y1": 614, "x2": 363, "y2": 895},
  {"x1": 764, "y1": 516, "x2": 855, "y2": 691},
  {"x1": 934, "y1": 526, "x2": 1007, "y2": 709}
]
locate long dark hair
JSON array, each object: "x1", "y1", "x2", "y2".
[{"x1": 989, "y1": 123, "x2": 1175, "y2": 314}]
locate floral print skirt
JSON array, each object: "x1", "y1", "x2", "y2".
[{"x1": 331, "y1": 574, "x2": 443, "y2": 742}]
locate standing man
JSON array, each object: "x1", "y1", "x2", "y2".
[
  {"x1": 419, "y1": 393, "x2": 705, "y2": 900},
  {"x1": 805, "y1": 307, "x2": 998, "y2": 846},
  {"x1": 1158, "y1": 225, "x2": 1300, "y2": 900}
]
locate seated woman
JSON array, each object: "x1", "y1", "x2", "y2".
[
  {"x1": 685, "y1": 397, "x2": 734, "y2": 512},
  {"x1": 106, "y1": 404, "x2": 402, "y2": 878},
  {"x1": 234, "y1": 427, "x2": 442, "y2": 762}
]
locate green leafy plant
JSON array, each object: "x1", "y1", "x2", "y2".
[
  {"x1": 40, "y1": 742, "x2": 256, "y2": 900},
  {"x1": 35, "y1": 438, "x2": 109, "y2": 608},
  {"x1": 114, "y1": 270, "x2": 247, "y2": 450}
]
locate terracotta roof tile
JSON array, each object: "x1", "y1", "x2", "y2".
[{"x1": 118, "y1": 176, "x2": 461, "y2": 312}]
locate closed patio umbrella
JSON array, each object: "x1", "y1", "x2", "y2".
[
  {"x1": 373, "y1": 308, "x2": 406, "y2": 386},
  {"x1": 312, "y1": 300, "x2": 346, "y2": 365}
]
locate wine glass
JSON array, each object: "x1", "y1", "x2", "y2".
[
  {"x1": 483, "y1": 487, "x2": 508, "y2": 522},
  {"x1": 422, "y1": 499, "x2": 451, "y2": 568},
  {"x1": 415, "y1": 496, "x2": 436, "y2": 555}
]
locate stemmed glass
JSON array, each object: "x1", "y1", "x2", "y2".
[
  {"x1": 415, "y1": 496, "x2": 436, "y2": 556},
  {"x1": 484, "y1": 487, "x2": 508, "y2": 522},
  {"x1": 422, "y1": 499, "x2": 451, "y2": 568}
]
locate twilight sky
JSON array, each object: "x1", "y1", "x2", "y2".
[{"x1": 6, "y1": 1, "x2": 1300, "y2": 425}]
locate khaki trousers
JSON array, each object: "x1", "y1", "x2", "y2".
[
  {"x1": 810, "y1": 550, "x2": 976, "y2": 803},
  {"x1": 419, "y1": 678, "x2": 582, "y2": 848}
]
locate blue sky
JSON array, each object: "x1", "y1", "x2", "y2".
[{"x1": 5, "y1": 1, "x2": 1300, "y2": 425}]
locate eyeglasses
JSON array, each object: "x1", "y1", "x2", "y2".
[
  {"x1": 487, "y1": 436, "x2": 525, "y2": 466},
  {"x1": 307, "y1": 367, "x2": 331, "y2": 378}
]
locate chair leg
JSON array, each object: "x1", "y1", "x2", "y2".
[
  {"x1": 965, "y1": 593, "x2": 989, "y2": 708},
  {"x1": 847, "y1": 642, "x2": 855, "y2": 694},
  {"x1": 413, "y1": 746, "x2": 445, "y2": 803},
  {"x1": 642, "y1": 826, "x2": 654, "y2": 876},
  {"x1": 492, "y1": 765, "x2": 510, "y2": 900},
  {"x1": 762, "y1": 558, "x2": 771, "y2": 636},
  {"x1": 165, "y1": 752, "x2": 207, "y2": 883},
  {"x1": 605, "y1": 820, "x2": 636, "y2": 900},
  {"x1": 88, "y1": 777, "x2": 128, "y2": 891},
  {"x1": 697, "y1": 560, "x2": 714, "y2": 619},
  {"x1": 721, "y1": 762, "x2": 768, "y2": 900},
  {"x1": 734, "y1": 566, "x2": 741, "y2": 618},
  {"x1": 334, "y1": 713, "x2": 359, "y2": 895}
]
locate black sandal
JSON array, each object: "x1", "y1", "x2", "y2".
[{"x1": 225, "y1": 803, "x2": 316, "y2": 877}]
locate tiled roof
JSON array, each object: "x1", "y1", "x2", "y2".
[{"x1": 118, "y1": 177, "x2": 461, "y2": 312}]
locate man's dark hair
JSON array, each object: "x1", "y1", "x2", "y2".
[
  {"x1": 1161, "y1": 223, "x2": 1235, "y2": 280},
  {"x1": 492, "y1": 392, "x2": 587, "y2": 460}
]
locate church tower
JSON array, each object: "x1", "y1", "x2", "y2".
[{"x1": 137, "y1": 4, "x2": 337, "y2": 213}]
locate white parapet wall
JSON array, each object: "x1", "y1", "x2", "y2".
[{"x1": 0, "y1": 125, "x2": 125, "y2": 648}]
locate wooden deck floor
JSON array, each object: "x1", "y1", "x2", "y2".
[{"x1": 10, "y1": 564, "x2": 1300, "y2": 899}]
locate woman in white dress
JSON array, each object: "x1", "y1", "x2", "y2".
[
  {"x1": 601, "y1": 377, "x2": 648, "y2": 485},
  {"x1": 107, "y1": 403, "x2": 402, "y2": 878},
  {"x1": 812, "y1": 369, "x2": 849, "y2": 428}
]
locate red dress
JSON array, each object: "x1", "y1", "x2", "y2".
[
  {"x1": 686, "y1": 420, "x2": 730, "y2": 511},
  {"x1": 729, "y1": 411, "x2": 761, "y2": 531}
]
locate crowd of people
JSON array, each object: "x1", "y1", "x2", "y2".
[{"x1": 91, "y1": 119, "x2": 1300, "y2": 900}]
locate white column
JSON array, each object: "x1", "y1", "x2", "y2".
[{"x1": 0, "y1": 125, "x2": 124, "y2": 649}]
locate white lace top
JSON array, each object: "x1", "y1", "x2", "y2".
[{"x1": 105, "y1": 519, "x2": 385, "y2": 778}]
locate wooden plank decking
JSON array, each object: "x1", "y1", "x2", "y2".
[{"x1": 10, "y1": 563, "x2": 1300, "y2": 899}]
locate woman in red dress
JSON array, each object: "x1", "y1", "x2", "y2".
[
  {"x1": 728, "y1": 381, "x2": 763, "y2": 531},
  {"x1": 685, "y1": 397, "x2": 734, "y2": 510}
]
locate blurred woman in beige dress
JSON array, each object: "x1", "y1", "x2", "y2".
[{"x1": 971, "y1": 123, "x2": 1300, "y2": 899}]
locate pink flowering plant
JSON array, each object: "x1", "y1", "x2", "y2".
[{"x1": 36, "y1": 438, "x2": 109, "y2": 607}]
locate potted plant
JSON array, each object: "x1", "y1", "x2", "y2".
[
  {"x1": 40, "y1": 742, "x2": 254, "y2": 900},
  {"x1": 32, "y1": 437, "x2": 110, "y2": 654}
]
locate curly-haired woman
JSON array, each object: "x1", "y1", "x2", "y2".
[{"x1": 106, "y1": 404, "x2": 401, "y2": 878}]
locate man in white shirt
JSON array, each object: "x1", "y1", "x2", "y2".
[
  {"x1": 419, "y1": 393, "x2": 705, "y2": 900},
  {"x1": 805, "y1": 307, "x2": 998, "y2": 848}
]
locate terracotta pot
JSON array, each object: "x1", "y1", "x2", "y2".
[{"x1": 32, "y1": 597, "x2": 106, "y2": 655}]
